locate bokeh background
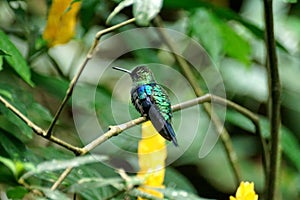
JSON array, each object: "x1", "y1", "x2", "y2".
[{"x1": 0, "y1": 0, "x2": 300, "y2": 199}]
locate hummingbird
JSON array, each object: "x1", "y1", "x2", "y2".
[{"x1": 113, "y1": 66, "x2": 178, "y2": 146}]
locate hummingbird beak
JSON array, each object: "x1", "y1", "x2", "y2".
[{"x1": 112, "y1": 66, "x2": 131, "y2": 74}]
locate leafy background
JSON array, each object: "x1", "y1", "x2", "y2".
[{"x1": 0, "y1": 0, "x2": 300, "y2": 199}]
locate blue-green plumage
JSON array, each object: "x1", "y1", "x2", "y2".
[{"x1": 113, "y1": 66, "x2": 178, "y2": 146}]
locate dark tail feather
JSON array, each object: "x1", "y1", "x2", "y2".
[
  {"x1": 164, "y1": 121, "x2": 178, "y2": 146},
  {"x1": 149, "y1": 105, "x2": 178, "y2": 147}
]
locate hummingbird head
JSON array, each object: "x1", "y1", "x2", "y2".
[
  {"x1": 130, "y1": 66, "x2": 155, "y2": 86},
  {"x1": 112, "y1": 66, "x2": 156, "y2": 86}
]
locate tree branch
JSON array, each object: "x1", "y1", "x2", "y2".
[
  {"x1": 263, "y1": 0, "x2": 281, "y2": 199},
  {"x1": 0, "y1": 95, "x2": 82, "y2": 155}
]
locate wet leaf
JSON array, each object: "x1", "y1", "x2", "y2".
[
  {"x1": 21, "y1": 155, "x2": 108, "y2": 180},
  {"x1": 33, "y1": 187, "x2": 71, "y2": 200}
]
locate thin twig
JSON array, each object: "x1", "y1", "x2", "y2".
[
  {"x1": 50, "y1": 167, "x2": 73, "y2": 190},
  {"x1": 263, "y1": 0, "x2": 281, "y2": 199},
  {"x1": 153, "y1": 16, "x2": 242, "y2": 185},
  {"x1": 46, "y1": 18, "x2": 136, "y2": 137},
  {"x1": 0, "y1": 95, "x2": 82, "y2": 155}
]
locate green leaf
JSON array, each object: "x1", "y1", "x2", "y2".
[
  {"x1": 259, "y1": 117, "x2": 300, "y2": 171},
  {"x1": 226, "y1": 109, "x2": 255, "y2": 132},
  {"x1": 32, "y1": 72, "x2": 69, "y2": 99},
  {"x1": 28, "y1": 102, "x2": 53, "y2": 126},
  {"x1": 188, "y1": 8, "x2": 251, "y2": 64},
  {"x1": 6, "y1": 186, "x2": 28, "y2": 199},
  {"x1": 128, "y1": 188, "x2": 163, "y2": 200},
  {"x1": 0, "y1": 49, "x2": 10, "y2": 56},
  {"x1": 67, "y1": 164, "x2": 117, "y2": 200},
  {"x1": 0, "y1": 155, "x2": 34, "y2": 179},
  {"x1": 227, "y1": 111, "x2": 300, "y2": 171},
  {"x1": 219, "y1": 23, "x2": 251, "y2": 65},
  {"x1": 0, "y1": 89, "x2": 12, "y2": 99},
  {"x1": 164, "y1": 0, "x2": 288, "y2": 52},
  {"x1": 33, "y1": 187, "x2": 71, "y2": 200},
  {"x1": 281, "y1": 127, "x2": 300, "y2": 171},
  {"x1": 188, "y1": 9, "x2": 223, "y2": 62},
  {"x1": 69, "y1": 177, "x2": 124, "y2": 193},
  {"x1": 0, "y1": 30, "x2": 34, "y2": 86},
  {"x1": 0, "y1": 132, "x2": 27, "y2": 160},
  {"x1": 0, "y1": 103, "x2": 33, "y2": 139},
  {"x1": 0, "y1": 156, "x2": 17, "y2": 177}
]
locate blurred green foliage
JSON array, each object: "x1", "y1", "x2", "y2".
[{"x1": 0, "y1": 0, "x2": 300, "y2": 199}]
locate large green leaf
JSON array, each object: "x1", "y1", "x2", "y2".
[
  {"x1": 225, "y1": 109, "x2": 255, "y2": 132},
  {"x1": 68, "y1": 165, "x2": 117, "y2": 200},
  {"x1": 188, "y1": 9, "x2": 223, "y2": 63},
  {"x1": 0, "y1": 30, "x2": 34, "y2": 86},
  {"x1": 21, "y1": 155, "x2": 108, "y2": 180},
  {"x1": 188, "y1": 8, "x2": 251, "y2": 65},
  {"x1": 164, "y1": 0, "x2": 287, "y2": 52},
  {"x1": 33, "y1": 187, "x2": 71, "y2": 200},
  {"x1": 0, "y1": 130, "x2": 28, "y2": 160},
  {"x1": 259, "y1": 117, "x2": 300, "y2": 171},
  {"x1": 6, "y1": 186, "x2": 28, "y2": 199},
  {"x1": 0, "y1": 155, "x2": 34, "y2": 179},
  {"x1": 32, "y1": 72, "x2": 69, "y2": 99},
  {"x1": 0, "y1": 97, "x2": 33, "y2": 140},
  {"x1": 219, "y1": 22, "x2": 251, "y2": 65}
]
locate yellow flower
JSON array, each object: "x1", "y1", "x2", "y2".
[
  {"x1": 137, "y1": 121, "x2": 166, "y2": 199},
  {"x1": 230, "y1": 181, "x2": 258, "y2": 200},
  {"x1": 43, "y1": 0, "x2": 81, "y2": 47}
]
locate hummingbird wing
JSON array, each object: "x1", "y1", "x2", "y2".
[
  {"x1": 131, "y1": 84, "x2": 178, "y2": 146},
  {"x1": 150, "y1": 84, "x2": 178, "y2": 146},
  {"x1": 148, "y1": 104, "x2": 178, "y2": 146}
]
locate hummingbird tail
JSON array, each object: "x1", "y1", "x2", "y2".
[
  {"x1": 165, "y1": 121, "x2": 178, "y2": 146},
  {"x1": 148, "y1": 105, "x2": 178, "y2": 147}
]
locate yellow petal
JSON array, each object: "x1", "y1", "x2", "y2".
[
  {"x1": 43, "y1": 0, "x2": 81, "y2": 47},
  {"x1": 137, "y1": 121, "x2": 166, "y2": 199},
  {"x1": 231, "y1": 181, "x2": 258, "y2": 200},
  {"x1": 229, "y1": 196, "x2": 237, "y2": 200}
]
